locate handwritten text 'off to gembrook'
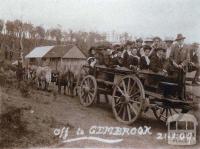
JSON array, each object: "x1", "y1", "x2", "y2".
[{"x1": 53, "y1": 125, "x2": 152, "y2": 144}]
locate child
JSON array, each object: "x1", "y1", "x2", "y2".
[
  {"x1": 140, "y1": 45, "x2": 151, "y2": 70},
  {"x1": 127, "y1": 48, "x2": 140, "y2": 70}
]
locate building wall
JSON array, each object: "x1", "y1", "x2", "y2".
[{"x1": 61, "y1": 58, "x2": 86, "y2": 77}]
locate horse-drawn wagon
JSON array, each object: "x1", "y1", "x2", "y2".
[{"x1": 76, "y1": 64, "x2": 196, "y2": 124}]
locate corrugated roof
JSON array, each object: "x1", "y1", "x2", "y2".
[
  {"x1": 43, "y1": 45, "x2": 73, "y2": 58},
  {"x1": 63, "y1": 46, "x2": 86, "y2": 59},
  {"x1": 25, "y1": 45, "x2": 86, "y2": 59},
  {"x1": 25, "y1": 46, "x2": 54, "y2": 58}
]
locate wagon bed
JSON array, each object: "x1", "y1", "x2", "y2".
[{"x1": 77, "y1": 64, "x2": 196, "y2": 124}]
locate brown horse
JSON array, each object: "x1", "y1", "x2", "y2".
[{"x1": 57, "y1": 70, "x2": 76, "y2": 96}]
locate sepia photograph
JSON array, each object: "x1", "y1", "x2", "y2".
[{"x1": 0, "y1": 0, "x2": 199, "y2": 148}]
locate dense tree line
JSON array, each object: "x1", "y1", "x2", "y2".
[{"x1": 0, "y1": 19, "x2": 110, "y2": 60}]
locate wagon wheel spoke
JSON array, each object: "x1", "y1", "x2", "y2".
[
  {"x1": 115, "y1": 102, "x2": 123, "y2": 108},
  {"x1": 130, "y1": 90, "x2": 140, "y2": 98},
  {"x1": 128, "y1": 103, "x2": 138, "y2": 116},
  {"x1": 158, "y1": 108, "x2": 165, "y2": 119},
  {"x1": 127, "y1": 104, "x2": 132, "y2": 121},
  {"x1": 88, "y1": 92, "x2": 94, "y2": 98},
  {"x1": 116, "y1": 86, "x2": 126, "y2": 96},
  {"x1": 113, "y1": 96, "x2": 123, "y2": 104},
  {"x1": 166, "y1": 108, "x2": 168, "y2": 120},
  {"x1": 129, "y1": 99, "x2": 141, "y2": 104},
  {"x1": 122, "y1": 105, "x2": 126, "y2": 120},
  {"x1": 117, "y1": 104, "x2": 124, "y2": 115},
  {"x1": 130, "y1": 93, "x2": 141, "y2": 104},
  {"x1": 128, "y1": 81, "x2": 136, "y2": 95},
  {"x1": 87, "y1": 93, "x2": 92, "y2": 102},
  {"x1": 121, "y1": 80, "x2": 127, "y2": 94},
  {"x1": 127, "y1": 78, "x2": 131, "y2": 94}
]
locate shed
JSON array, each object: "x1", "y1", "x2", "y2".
[
  {"x1": 61, "y1": 45, "x2": 87, "y2": 76},
  {"x1": 43, "y1": 45, "x2": 74, "y2": 70},
  {"x1": 25, "y1": 45, "x2": 87, "y2": 75}
]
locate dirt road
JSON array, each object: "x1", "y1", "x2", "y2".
[{"x1": 0, "y1": 84, "x2": 199, "y2": 149}]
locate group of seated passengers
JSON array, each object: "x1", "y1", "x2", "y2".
[
  {"x1": 87, "y1": 34, "x2": 199, "y2": 86},
  {"x1": 87, "y1": 42, "x2": 168, "y2": 75}
]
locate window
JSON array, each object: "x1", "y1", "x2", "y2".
[
  {"x1": 170, "y1": 121, "x2": 176, "y2": 130},
  {"x1": 177, "y1": 121, "x2": 186, "y2": 130},
  {"x1": 187, "y1": 121, "x2": 194, "y2": 130}
]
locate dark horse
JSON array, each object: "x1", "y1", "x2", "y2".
[{"x1": 56, "y1": 70, "x2": 76, "y2": 96}]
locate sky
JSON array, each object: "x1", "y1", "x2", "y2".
[{"x1": 0, "y1": 0, "x2": 200, "y2": 42}]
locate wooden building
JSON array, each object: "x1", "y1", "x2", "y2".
[{"x1": 25, "y1": 45, "x2": 87, "y2": 75}]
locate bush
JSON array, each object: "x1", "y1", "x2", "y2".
[{"x1": 20, "y1": 81, "x2": 30, "y2": 97}]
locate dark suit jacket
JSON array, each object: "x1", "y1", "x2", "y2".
[
  {"x1": 140, "y1": 56, "x2": 150, "y2": 70},
  {"x1": 123, "y1": 50, "x2": 129, "y2": 67},
  {"x1": 170, "y1": 43, "x2": 190, "y2": 67},
  {"x1": 150, "y1": 54, "x2": 165, "y2": 73},
  {"x1": 127, "y1": 55, "x2": 139, "y2": 68}
]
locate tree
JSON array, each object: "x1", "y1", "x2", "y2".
[
  {"x1": 45, "y1": 29, "x2": 51, "y2": 40},
  {"x1": 0, "y1": 19, "x2": 4, "y2": 34},
  {"x1": 35, "y1": 26, "x2": 45, "y2": 40},
  {"x1": 62, "y1": 31, "x2": 70, "y2": 42},
  {"x1": 23, "y1": 22, "x2": 33, "y2": 38},
  {"x1": 49, "y1": 28, "x2": 62, "y2": 44},
  {"x1": 30, "y1": 26, "x2": 37, "y2": 39},
  {"x1": 69, "y1": 29, "x2": 74, "y2": 43},
  {"x1": 13, "y1": 19, "x2": 23, "y2": 38},
  {"x1": 5, "y1": 20, "x2": 15, "y2": 36}
]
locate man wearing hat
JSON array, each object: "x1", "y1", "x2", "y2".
[
  {"x1": 164, "y1": 37, "x2": 174, "y2": 59},
  {"x1": 144, "y1": 37, "x2": 154, "y2": 47},
  {"x1": 169, "y1": 34, "x2": 190, "y2": 99},
  {"x1": 149, "y1": 47, "x2": 167, "y2": 73},
  {"x1": 188, "y1": 43, "x2": 200, "y2": 85},
  {"x1": 170, "y1": 34, "x2": 190, "y2": 71}
]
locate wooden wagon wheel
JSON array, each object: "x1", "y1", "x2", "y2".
[
  {"x1": 112, "y1": 75, "x2": 145, "y2": 125},
  {"x1": 79, "y1": 75, "x2": 97, "y2": 107},
  {"x1": 152, "y1": 103, "x2": 188, "y2": 122}
]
